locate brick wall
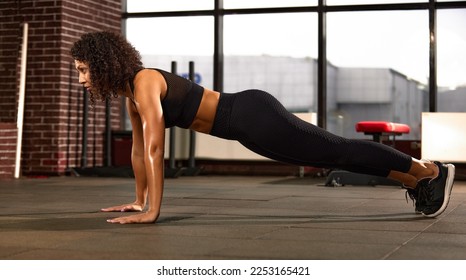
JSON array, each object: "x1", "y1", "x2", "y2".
[
  {"x1": 0, "y1": 1, "x2": 19, "y2": 123},
  {"x1": 0, "y1": 0, "x2": 122, "y2": 177},
  {"x1": 0, "y1": 123, "x2": 17, "y2": 179}
]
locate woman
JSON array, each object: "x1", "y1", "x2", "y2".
[{"x1": 71, "y1": 31, "x2": 455, "y2": 224}]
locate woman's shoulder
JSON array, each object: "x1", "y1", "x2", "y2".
[
  {"x1": 133, "y1": 68, "x2": 168, "y2": 99},
  {"x1": 133, "y1": 69, "x2": 165, "y2": 85}
]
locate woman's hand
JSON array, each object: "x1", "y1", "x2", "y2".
[
  {"x1": 106, "y1": 210, "x2": 159, "y2": 224},
  {"x1": 101, "y1": 202, "x2": 144, "y2": 212}
]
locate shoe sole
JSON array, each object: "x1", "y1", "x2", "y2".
[{"x1": 423, "y1": 164, "x2": 455, "y2": 218}]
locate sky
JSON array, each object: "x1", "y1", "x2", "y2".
[{"x1": 125, "y1": 1, "x2": 466, "y2": 88}]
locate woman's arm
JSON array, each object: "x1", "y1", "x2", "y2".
[
  {"x1": 107, "y1": 71, "x2": 166, "y2": 224},
  {"x1": 128, "y1": 98, "x2": 149, "y2": 208},
  {"x1": 101, "y1": 98, "x2": 148, "y2": 213}
]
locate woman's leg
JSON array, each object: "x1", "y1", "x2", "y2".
[{"x1": 228, "y1": 90, "x2": 414, "y2": 178}]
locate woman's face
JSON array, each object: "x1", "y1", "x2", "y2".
[{"x1": 74, "y1": 60, "x2": 92, "y2": 92}]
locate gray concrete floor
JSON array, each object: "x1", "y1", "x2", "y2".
[{"x1": 1, "y1": 175, "x2": 466, "y2": 260}]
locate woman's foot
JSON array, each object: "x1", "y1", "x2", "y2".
[{"x1": 421, "y1": 161, "x2": 455, "y2": 218}]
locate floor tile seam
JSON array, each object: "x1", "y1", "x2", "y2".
[
  {"x1": 266, "y1": 193, "x2": 405, "y2": 200},
  {"x1": 272, "y1": 195, "x2": 410, "y2": 206},
  {"x1": 254, "y1": 224, "x2": 424, "y2": 245},
  {"x1": 0, "y1": 243, "x2": 70, "y2": 260},
  {"x1": 380, "y1": 229, "x2": 430, "y2": 260},
  {"x1": 250, "y1": 224, "x2": 303, "y2": 241},
  {"x1": 207, "y1": 238, "x2": 399, "y2": 260},
  {"x1": 174, "y1": 196, "x2": 271, "y2": 202},
  {"x1": 254, "y1": 237, "x2": 420, "y2": 248},
  {"x1": 158, "y1": 213, "x2": 317, "y2": 225},
  {"x1": 289, "y1": 224, "x2": 429, "y2": 233},
  {"x1": 0, "y1": 211, "x2": 102, "y2": 218},
  {"x1": 164, "y1": 201, "x2": 293, "y2": 210},
  {"x1": 160, "y1": 211, "x2": 426, "y2": 222},
  {"x1": 207, "y1": 242, "x2": 285, "y2": 260},
  {"x1": 380, "y1": 204, "x2": 459, "y2": 260},
  {"x1": 341, "y1": 196, "x2": 414, "y2": 212},
  {"x1": 186, "y1": 212, "x2": 312, "y2": 219},
  {"x1": 1, "y1": 248, "x2": 42, "y2": 260},
  {"x1": 165, "y1": 197, "x2": 403, "y2": 211}
]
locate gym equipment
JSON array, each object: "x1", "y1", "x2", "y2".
[{"x1": 183, "y1": 61, "x2": 202, "y2": 176}]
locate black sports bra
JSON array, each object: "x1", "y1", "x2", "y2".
[{"x1": 129, "y1": 68, "x2": 204, "y2": 128}]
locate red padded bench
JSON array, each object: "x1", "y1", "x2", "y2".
[{"x1": 355, "y1": 121, "x2": 410, "y2": 143}]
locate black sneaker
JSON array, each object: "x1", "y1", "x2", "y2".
[
  {"x1": 422, "y1": 161, "x2": 455, "y2": 218},
  {"x1": 404, "y1": 180, "x2": 427, "y2": 214}
]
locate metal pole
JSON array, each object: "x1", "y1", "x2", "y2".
[
  {"x1": 188, "y1": 61, "x2": 196, "y2": 169},
  {"x1": 428, "y1": 0, "x2": 437, "y2": 112},
  {"x1": 317, "y1": 0, "x2": 327, "y2": 130},
  {"x1": 183, "y1": 61, "x2": 201, "y2": 176},
  {"x1": 14, "y1": 22, "x2": 28, "y2": 179},
  {"x1": 168, "y1": 61, "x2": 177, "y2": 170},
  {"x1": 213, "y1": 0, "x2": 224, "y2": 93}
]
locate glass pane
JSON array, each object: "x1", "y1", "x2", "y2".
[
  {"x1": 224, "y1": 13, "x2": 318, "y2": 115},
  {"x1": 224, "y1": 0, "x2": 316, "y2": 9},
  {"x1": 327, "y1": 11, "x2": 428, "y2": 139},
  {"x1": 126, "y1": 0, "x2": 213, "y2": 12},
  {"x1": 126, "y1": 17, "x2": 213, "y2": 56},
  {"x1": 437, "y1": 9, "x2": 466, "y2": 112},
  {"x1": 328, "y1": 0, "x2": 426, "y2": 4},
  {"x1": 125, "y1": 17, "x2": 214, "y2": 129}
]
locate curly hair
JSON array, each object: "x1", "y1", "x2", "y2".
[{"x1": 71, "y1": 31, "x2": 143, "y2": 104}]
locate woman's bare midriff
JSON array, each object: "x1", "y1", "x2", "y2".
[{"x1": 189, "y1": 88, "x2": 220, "y2": 134}]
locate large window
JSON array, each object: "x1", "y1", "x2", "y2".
[
  {"x1": 224, "y1": 13, "x2": 318, "y2": 113},
  {"x1": 437, "y1": 9, "x2": 466, "y2": 112},
  {"x1": 125, "y1": 16, "x2": 214, "y2": 129},
  {"x1": 327, "y1": 10, "x2": 428, "y2": 139}
]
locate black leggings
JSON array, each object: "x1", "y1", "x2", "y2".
[{"x1": 209, "y1": 90, "x2": 412, "y2": 177}]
